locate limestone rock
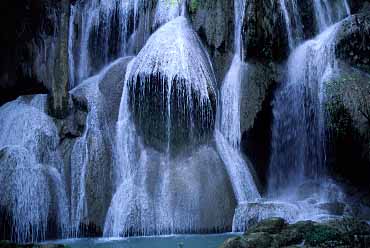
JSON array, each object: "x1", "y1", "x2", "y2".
[
  {"x1": 126, "y1": 17, "x2": 217, "y2": 153},
  {"x1": 335, "y1": 13, "x2": 370, "y2": 73},
  {"x1": 187, "y1": 0, "x2": 235, "y2": 83},
  {"x1": 242, "y1": 0, "x2": 289, "y2": 62}
]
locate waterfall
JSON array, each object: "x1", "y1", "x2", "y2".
[
  {"x1": 279, "y1": 0, "x2": 303, "y2": 49},
  {"x1": 0, "y1": 97, "x2": 69, "y2": 243},
  {"x1": 69, "y1": 59, "x2": 126, "y2": 236},
  {"x1": 216, "y1": 0, "x2": 260, "y2": 204},
  {"x1": 268, "y1": 1, "x2": 350, "y2": 197},
  {"x1": 313, "y1": 0, "x2": 350, "y2": 32},
  {"x1": 68, "y1": 0, "x2": 184, "y2": 88},
  {"x1": 104, "y1": 17, "x2": 234, "y2": 237},
  {"x1": 69, "y1": 0, "x2": 143, "y2": 86}
]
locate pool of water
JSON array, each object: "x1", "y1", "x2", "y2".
[{"x1": 45, "y1": 233, "x2": 238, "y2": 248}]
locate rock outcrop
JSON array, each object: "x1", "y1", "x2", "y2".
[
  {"x1": 126, "y1": 17, "x2": 217, "y2": 153},
  {"x1": 242, "y1": 0, "x2": 288, "y2": 62},
  {"x1": 335, "y1": 12, "x2": 370, "y2": 73},
  {"x1": 220, "y1": 217, "x2": 370, "y2": 248},
  {"x1": 324, "y1": 62, "x2": 370, "y2": 190},
  {"x1": 187, "y1": 0, "x2": 235, "y2": 83}
]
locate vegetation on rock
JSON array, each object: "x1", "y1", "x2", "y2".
[{"x1": 220, "y1": 217, "x2": 370, "y2": 248}]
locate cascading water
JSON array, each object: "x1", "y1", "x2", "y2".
[
  {"x1": 3, "y1": 0, "x2": 367, "y2": 243},
  {"x1": 279, "y1": 0, "x2": 303, "y2": 49},
  {"x1": 232, "y1": 0, "x2": 352, "y2": 232},
  {"x1": 68, "y1": 0, "x2": 185, "y2": 88},
  {"x1": 216, "y1": 0, "x2": 260, "y2": 205},
  {"x1": 69, "y1": 0, "x2": 144, "y2": 87},
  {"x1": 259, "y1": 0, "x2": 352, "y2": 224},
  {"x1": 0, "y1": 96, "x2": 69, "y2": 243},
  {"x1": 69, "y1": 58, "x2": 130, "y2": 236},
  {"x1": 104, "y1": 17, "x2": 236, "y2": 237},
  {"x1": 269, "y1": 0, "x2": 350, "y2": 197},
  {"x1": 268, "y1": 23, "x2": 342, "y2": 196},
  {"x1": 314, "y1": 0, "x2": 351, "y2": 32}
]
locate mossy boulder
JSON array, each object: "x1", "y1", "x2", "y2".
[
  {"x1": 246, "y1": 217, "x2": 287, "y2": 235},
  {"x1": 219, "y1": 218, "x2": 370, "y2": 248},
  {"x1": 324, "y1": 62, "x2": 370, "y2": 189},
  {"x1": 220, "y1": 237, "x2": 249, "y2": 248}
]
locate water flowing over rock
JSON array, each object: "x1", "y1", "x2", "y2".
[
  {"x1": 279, "y1": 0, "x2": 304, "y2": 49},
  {"x1": 216, "y1": 0, "x2": 261, "y2": 207},
  {"x1": 68, "y1": 57, "x2": 132, "y2": 235},
  {"x1": 68, "y1": 0, "x2": 185, "y2": 88},
  {"x1": 278, "y1": 0, "x2": 350, "y2": 50},
  {"x1": 242, "y1": 0, "x2": 288, "y2": 61},
  {"x1": 125, "y1": 16, "x2": 216, "y2": 152},
  {"x1": 187, "y1": 0, "x2": 235, "y2": 83},
  {"x1": 1, "y1": 0, "x2": 370, "y2": 244},
  {"x1": 233, "y1": 180, "x2": 348, "y2": 232},
  {"x1": 103, "y1": 17, "x2": 235, "y2": 237},
  {"x1": 269, "y1": 22, "x2": 342, "y2": 196},
  {"x1": 0, "y1": 97, "x2": 69, "y2": 243},
  {"x1": 230, "y1": 3, "x2": 356, "y2": 233},
  {"x1": 313, "y1": 0, "x2": 351, "y2": 32},
  {"x1": 68, "y1": 0, "x2": 152, "y2": 87}
]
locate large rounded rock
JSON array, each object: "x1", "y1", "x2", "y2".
[
  {"x1": 0, "y1": 96, "x2": 69, "y2": 242},
  {"x1": 0, "y1": 95, "x2": 61, "y2": 168},
  {"x1": 104, "y1": 144, "x2": 237, "y2": 236},
  {"x1": 126, "y1": 17, "x2": 217, "y2": 154},
  {"x1": 324, "y1": 62, "x2": 370, "y2": 189},
  {"x1": 0, "y1": 146, "x2": 69, "y2": 243}
]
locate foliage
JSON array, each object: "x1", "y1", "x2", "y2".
[{"x1": 189, "y1": 0, "x2": 200, "y2": 12}]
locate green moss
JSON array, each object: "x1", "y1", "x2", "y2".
[
  {"x1": 188, "y1": 0, "x2": 200, "y2": 13},
  {"x1": 303, "y1": 225, "x2": 341, "y2": 246}
]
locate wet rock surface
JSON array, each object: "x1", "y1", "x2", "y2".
[
  {"x1": 324, "y1": 62, "x2": 370, "y2": 191},
  {"x1": 242, "y1": 0, "x2": 289, "y2": 62},
  {"x1": 335, "y1": 13, "x2": 370, "y2": 73},
  {"x1": 187, "y1": 0, "x2": 235, "y2": 84},
  {"x1": 220, "y1": 217, "x2": 370, "y2": 248}
]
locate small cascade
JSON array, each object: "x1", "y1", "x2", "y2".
[
  {"x1": 313, "y1": 0, "x2": 350, "y2": 32},
  {"x1": 69, "y1": 0, "x2": 144, "y2": 87},
  {"x1": 153, "y1": 0, "x2": 186, "y2": 29},
  {"x1": 260, "y1": 10, "x2": 352, "y2": 228},
  {"x1": 215, "y1": 131, "x2": 260, "y2": 204},
  {"x1": 279, "y1": 0, "x2": 303, "y2": 49},
  {"x1": 216, "y1": 0, "x2": 260, "y2": 206},
  {"x1": 68, "y1": 0, "x2": 184, "y2": 88},
  {"x1": 279, "y1": 0, "x2": 350, "y2": 49},
  {"x1": 69, "y1": 59, "x2": 126, "y2": 235},
  {"x1": 0, "y1": 97, "x2": 69, "y2": 243},
  {"x1": 269, "y1": 17, "x2": 346, "y2": 198},
  {"x1": 125, "y1": 16, "x2": 216, "y2": 152}
]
